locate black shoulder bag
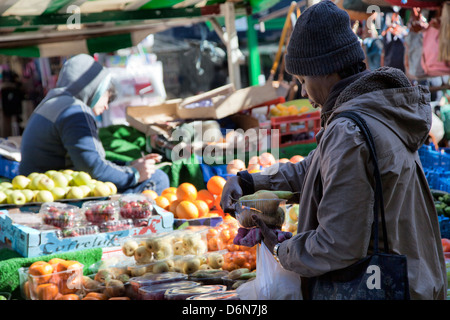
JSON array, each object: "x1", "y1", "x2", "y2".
[{"x1": 307, "y1": 111, "x2": 410, "y2": 300}]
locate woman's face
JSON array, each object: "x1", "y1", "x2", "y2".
[
  {"x1": 295, "y1": 74, "x2": 340, "y2": 108},
  {"x1": 92, "y1": 90, "x2": 111, "y2": 116}
]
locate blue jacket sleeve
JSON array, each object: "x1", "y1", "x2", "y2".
[{"x1": 56, "y1": 104, "x2": 139, "y2": 192}]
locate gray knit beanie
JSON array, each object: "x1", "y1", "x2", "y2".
[{"x1": 285, "y1": 0, "x2": 365, "y2": 76}]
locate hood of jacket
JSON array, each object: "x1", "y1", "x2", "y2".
[
  {"x1": 324, "y1": 67, "x2": 431, "y2": 152},
  {"x1": 41, "y1": 54, "x2": 110, "y2": 107}
]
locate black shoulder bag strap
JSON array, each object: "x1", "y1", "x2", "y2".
[{"x1": 332, "y1": 111, "x2": 389, "y2": 254}]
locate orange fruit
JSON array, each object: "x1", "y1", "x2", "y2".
[
  {"x1": 259, "y1": 152, "x2": 276, "y2": 167},
  {"x1": 176, "y1": 200, "x2": 199, "y2": 219},
  {"x1": 109, "y1": 297, "x2": 131, "y2": 300},
  {"x1": 83, "y1": 292, "x2": 108, "y2": 300},
  {"x1": 142, "y1": 189, "x2": 158, "y2": 200},
  {"x1": 29, "y1": 261, "x2": 53, "y2": 284},
  {"x1": 248, "y1": 169, "x2": 261, "y2": 173},
  {"x1": 163, "y1": 192, "x2": 178, "y2": 204},
  {"x1": 155, "y1": 195, "x2": 170, "y2": 210},
  {"x1": 176, "y1": 183, "x2": 198, "y2": 201},
  {"x1": 290, "y1": 155, "x2": 304, "y2": 163},
  {"x1": 196, "y1": 189, "x2": 215, "y2": 209},
  {"x1": 48, "y1": 258, "x2": 66, "y2": 272},
  {"x1": 57, "y1": 294, "x2": 80, "y2": 300},
  {"x1": 207, "y1": 176, "x2": 226, "y2": 196},
  {"x1": 278, "y1": 158, "x2": 290, "y2": 163},
  {"x1": 169, "y1": 200, "x2": 181, "y2": 215},
  {"x1": 161, "y1": 187, "x2": 177, "y2": 196},
  {"x1": 36, "y1": 283, "x2": 59, "y2": 300},
  {"x1": 193, "y1": 199, "x2": 209, "y2": 217},
  {"x1": 214, "y1": 194, "x2": 222, "y2": 211}
]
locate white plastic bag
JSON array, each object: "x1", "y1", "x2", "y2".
[{"x1": 237, "y1": 242, "x2": 303, "y2": 300}]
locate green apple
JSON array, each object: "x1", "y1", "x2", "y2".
[
  {"x1": 37, "y1": 176, "x2": 55, "y2": 191},
  {"x1": 3, "y1": 189, "x2": 13, "y2": 197},
  {"x1": 92, "y1": 182, "x2": 111, "y2": 197},
  {"x1": 288, "y1": 204, "x2": 299, "y2": 222},
  {"x1": 73, "y1": 172, "x2": 92, "y2": 186},
  {"x1": 51, "y1": 172, "x2": 69, "y2": 188},
  {"x1": 51, "y1": 187, "x2": 67, "y2": 200},
  {"x1": 0, "y1": 191, "x2": 7, "y2": 204},
  {"x1": 27, "y1": 172, "x2": 40, "y2": 180},
  {"x1": 12, "y1": 175, "x2": 31, "y2": 190},
  {"x1": 36, "y1": 190, "x2": 54, "y2": 203},
  {"x1": 7, "y1": 190, "x2": 27, "y2": 205},
  {"x1": 62, "y1": 169, "x2": 74, "y2": 176},
  {"x1": 30, "y1": 174, "x2": 46, "y2": 190},
  {"x1": 66, "y1": 186, "x2": 85, "y2": 199},
  {"x1": 0, "y1": 182, "x2": 13, "y2": 190},
  {"x1": 21, "y1": 189, "x2": 35, "y2": 202},
  {"x1": 79, "y1": 185, "x2": 92, "y2": 197},
  {"x1": 63, "y1": 173, "x2": 73, "y2": 184},
  {"x1": 45, "y1": 170, "x2": 58, "y2": 178},
  {"x1": 104, "y1": 182, "x2": 117, "y2": 195}
]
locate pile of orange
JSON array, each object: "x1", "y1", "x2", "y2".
[
  {"x1": 145, "y1": 175, "x2": 228, "y2": 220},
  {"x1": 23, "y1": 258, "x2": 84, "y2": 300},
  {"x1": 206, "y1": 216, "x2": 257, "y2": 272}
]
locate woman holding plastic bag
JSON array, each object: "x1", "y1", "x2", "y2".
[{"x1": 221, "y1": 1, "x2": 446, "y2": 300}]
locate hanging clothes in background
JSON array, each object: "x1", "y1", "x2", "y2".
[{"x1": 382, "y1": 12, "x2": 408, "y2": 72}]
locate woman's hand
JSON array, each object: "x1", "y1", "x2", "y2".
[{"x1": 220, "y1": 175, "x2": 244, "y2": 217}]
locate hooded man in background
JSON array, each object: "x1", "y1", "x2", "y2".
[{"x1": 20, "y1": 54, "x2": 170, "y2": 194}]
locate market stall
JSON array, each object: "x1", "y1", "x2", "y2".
[{"x1": 0, "y1": 0, "x2": 450, "y2": 302}]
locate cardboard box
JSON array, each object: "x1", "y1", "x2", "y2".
[
  {"x1": 125, "y1": 99, "x2": 182, "y2": 139},
  {"x1": 176, "y1": 83, "x2": 279, "y2": 120},
  {"x1": 0, "y1": 206, "x2": 174, "y2": 258}
]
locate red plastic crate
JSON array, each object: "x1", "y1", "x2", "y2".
[{"x1": 270, "y1": 111, "x2": 321, "y2": 148}]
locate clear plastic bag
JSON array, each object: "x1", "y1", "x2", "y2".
[{"x1": 236, "y1": 242, "x2": 302, "y2": 300}]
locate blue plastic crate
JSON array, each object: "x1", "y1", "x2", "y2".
[
  {"x1": 424, "y1": 168, "x2": 450, "y2": 190},
  {"x1": 419, "y1": 145, "x2": 450, "y2": 169},
  {"x1": 0, "y1": 155, "x2": 19, "y2": 179},
  {"x1": 439, "y1": 216, "x2": 450, "y2": 239},
  {"x1": 199, "y1": 163, "x2": 234, "y2": 185}
]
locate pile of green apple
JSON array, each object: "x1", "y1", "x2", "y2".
[{"x1": 0, "y1": 170, "x2": 118, "y2": 205}]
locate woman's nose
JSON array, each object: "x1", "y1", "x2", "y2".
[{"x1": 301, "y1": 86, "x2": 308, "y2": 98}]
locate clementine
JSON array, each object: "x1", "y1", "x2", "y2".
[
  {"x1": 206, "y1": 176, "x2": 226, "y2": 196},
  {"x1": 36, "y1": 283, "x2": 59, "y2": 300},
  {"x1": 290, "y1": 155, "x2": 304, "y2": 163},
  {"x1": 29, "y1": 261, "x2": 53, "y2": 284},
  {"x1": 196, "y1": 189, "x2": 215, "y2": 209},
  {"x1": 57, "y1": 294, "x2": 80, "y2": 300},
  {"x1": 163, "y1": 192, "x2": 178, "y2": 204},
  {"x1": 168, "y1": 199, "x2": 181, "y2": 215},
  {"x1": 259, "y1": 152, "x2": 276, "y2": 167},
  {"x1": 161, "y1": 187, "x2": 177, "y2": 196},
  {"x1": 176, "y1": 200, "x2": 199, "y2": 219},
  {"x1": 155, "y1": 195, "x2": 170, "y2": 210},
  {"x1": 142, "y1": 189, "x2": 158, "y2": 200},
  {"x1": 176, "y1": 183, "x2": 198, "y2": 201},
  {"x1": 193, "y1": 199, "x2": 209, "y2": 217}
]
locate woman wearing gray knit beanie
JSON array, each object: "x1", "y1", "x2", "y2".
[{"x1": 221, "y1": 0, "x2": 446, "y2": 300}]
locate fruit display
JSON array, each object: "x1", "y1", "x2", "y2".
[
  {"x1": 186, "y1": 290, "x2": 239, "y2": 300},
  {"x1": 225, "y1": 152, "x2": 305, "y2": 175},
  {"x1": 432, "y1": 190, "x2": 450, "y2": 217},
  {"x1": 0, "y1": 170, "x2": 118, "y2": 205},
  {"x1": 269, "y1": 103, "x2": 311, "y2": 117},
  {"x1": 164, "y1": 284, "x2": 226, "y2": 300},
  {"x1": 222, "y1": 268, "x2": 256, "y2": 290},
  {"x1": 236, "y1": 190, "x2": 294, "y2": 229},
  {"x1": 283, "y1": 204, "x2": 299, "y2": 234},
  {"x1": 188, "y1": 269, "x2": 229, "y2": 285},
  {"x1": 147, "y1": 179, "x2": 227, "y2": 220},
  {"x1": 118, "y1": 194, "x2": 153, "y2": 220},
  {"x1": 56, "y1": 224, "x2": 100, "y2": 238},
  {"x1": 138, "y1": 281, "x2": 200, "y2": 300},
  {"x1": 82, "y1": 200, "x2": 120, "y2": 224},
  {"x1": 22, "y1": 259, "x2": 84, "y2": 300},
  {"x1": 98, "y1": 219, "x2": 134, "y2": 233},
  {"x1": 39, "y1": 202, "x2": 83, "y2": 228}
]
